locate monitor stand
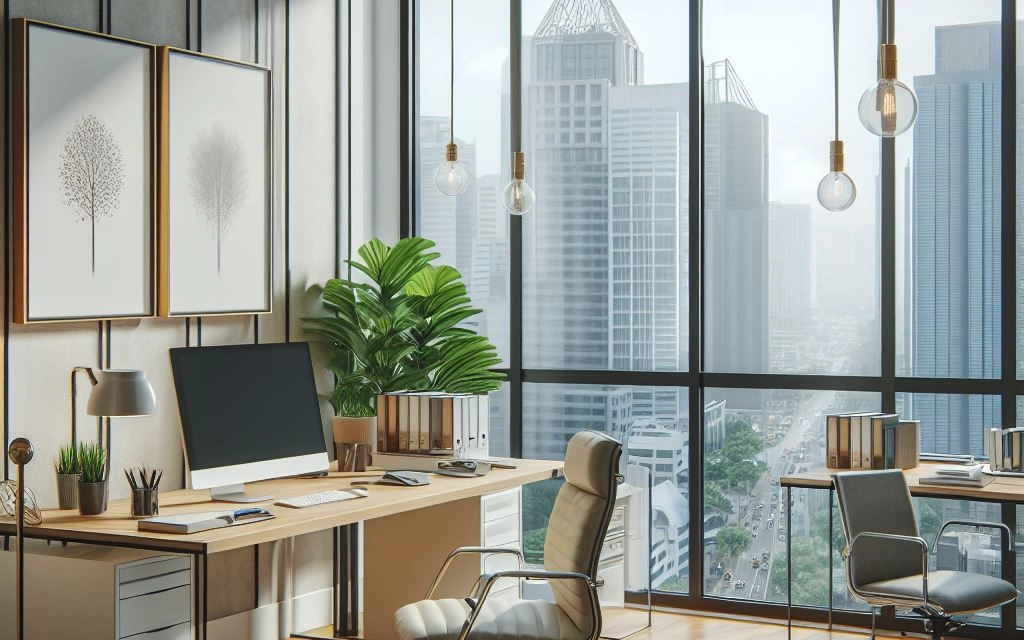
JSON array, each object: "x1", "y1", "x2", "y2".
[{"x1": 210, "y1": 484, "x2": 272, "y2": 503}]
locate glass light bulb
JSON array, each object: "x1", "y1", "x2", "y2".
[
  {"x1": 434, "y1": 160, "x2": 470, "y2": 196},
  {"x1": 857, "y1": 78, "x2": 918, "y2": 137},
  {"x1": 501, "y1": 178, "x2": 535, "y2": 216},
  {"x1": 817, "y1": 171, "x2": 857, "y2": 211}
]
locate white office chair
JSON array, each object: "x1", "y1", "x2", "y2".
[{"x1": 393, "y1": 430, "x2": 622, "y2": 640}]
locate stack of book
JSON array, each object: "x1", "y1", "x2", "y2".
[
  {"x1": 376, "y1": 392, "x2": 489, "y2": 458},
  {"x1": 918, "y1": 464, "x2": 993, "y2": 487},
  {"x1": 984, "y1": 427, "x2": 1024, "y2": 472},
  {"x1": 825, "y1": 412, "x2": 920, "y2": 470}
]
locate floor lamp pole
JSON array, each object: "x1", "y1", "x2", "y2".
[{"x1": 8, "y1": 437, "x2": 34, "y2": 640}]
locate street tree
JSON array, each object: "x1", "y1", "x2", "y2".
[{"x1": 716, "y1": 526, "x2": 753, "y2": 558}]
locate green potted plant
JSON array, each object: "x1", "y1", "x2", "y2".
[
  {"x1": 306, "y1": 237, "x2": 505, "y2": 456},
  {"x1": 54, "y1": 443, "x2": 80, "y2": 510},
  {"x1": 77, "y1": 441, "x2": 107, "y2": 515}
]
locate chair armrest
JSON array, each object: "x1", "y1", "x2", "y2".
[
  {"x1": 458, "y1": 569, "x2": 600, "y2": 640},
  {"x1": 848, "y1": 531, "x2": 929, "y2": 606},
  {"x1": 935, "y1": 519, "x2": 1013, "y2": 551},
  {"x1": 425, "y1": 547, "x2": 524, "y2": 599}
]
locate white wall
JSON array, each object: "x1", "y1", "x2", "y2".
[{"x1": 1, "y1": 0, "x2": 374, "y2": 621}]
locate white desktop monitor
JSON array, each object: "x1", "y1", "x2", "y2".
[{"x1": 169, "y1": 342, "x2": 330, "y2": 502}]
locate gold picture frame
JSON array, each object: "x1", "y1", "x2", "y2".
[
  {"x1": 12, "y1": 19, "x2": 157, "y2": 324},
  {"x1": 156, "y1": 46, "x2": 273, "y2": 317}
]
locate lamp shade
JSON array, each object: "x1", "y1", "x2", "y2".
[{"x1": 86, "y1": 369, "x2": 156, "y2": 417}]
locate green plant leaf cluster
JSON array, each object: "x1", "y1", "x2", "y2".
[
  {"x1": 305, "y1": 237, "x2": 506, "y2": 417},
  {"x1": 54, "y1": 443, "x2": 80, "y2": 475},
  {"x1": 77, "y1": 441, "x2": 106, "y2": 483}
]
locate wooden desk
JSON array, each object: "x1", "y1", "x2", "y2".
[
  {"x1": 781, "y1": 462, "x2": 1024, "y2": 502},
  {"x1": 0, "y1": 460, "x2": 563, "y2": 639},
  {"x1": 779, "y1": 464, "x2": 1022, "y2": 640}
]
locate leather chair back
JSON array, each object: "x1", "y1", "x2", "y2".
[
  {"x1": 834, "y1": 469, "x2": 921, "y2": 587},
  {"x1": 543, "y1": 431, "x2": 622, "y2": 634}
]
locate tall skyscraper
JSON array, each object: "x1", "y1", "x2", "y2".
[
  {"x1": 520, "y1": 0, "x2": 694, "y2": 459},
  {"x1": 909, "y1": 22, "x2": 1001, "y2": 453},
  {"x1": 768, "y1": 202, "x2": 813, "y2": 373},
  {"x1": 521, "y1": 1, "x2": 769, "y2": 457},
  {"x1": 768, "y1": 202, "x2": 813, "y2": 333},
  {"x1": 608, "y1": 83, "x2": 688, "y2": 373},
  {"x1": 523, "y1": 0, "x2": 641, "y2": 372},
  {"x1": 703, "y1": 60, "x2": 770, "y2": 405}
]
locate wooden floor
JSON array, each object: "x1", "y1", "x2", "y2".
[{"x1": 292, "y1": 609, "x2": 895, "y2": 639}]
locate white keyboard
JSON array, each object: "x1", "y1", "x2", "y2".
[{"x1": 274, "y1": 487, "x2": 368, "y2": 509}]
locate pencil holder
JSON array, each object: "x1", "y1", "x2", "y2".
[{"x1": 130, "y1": 487, "x2": 158, "y2": 518}]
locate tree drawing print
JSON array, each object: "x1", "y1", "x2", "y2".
[
  {"x1": 58, "y1": 115, "x2": 126, "y2": 273},
  {"x1": 189, "y1": 122, "x2": 247, "y2": 273}
]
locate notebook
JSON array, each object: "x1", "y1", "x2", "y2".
[{"x1": 138, "y1": 507, "x2": 275, "y2": 534}]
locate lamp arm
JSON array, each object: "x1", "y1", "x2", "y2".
[{"x1": 70, "y1": 366, "x2": 99, "y2": 446}]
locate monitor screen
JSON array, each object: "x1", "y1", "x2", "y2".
[{"x1": 169, "y1": 342, "x2": 328, "y2": 483}]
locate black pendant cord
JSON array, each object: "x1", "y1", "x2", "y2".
[
  {"x1": 832, "y1": 0, "x2": 840, "y2": 141},
  {"x1": 449, "y1": 0, "x2": 454, "y2": 146}
]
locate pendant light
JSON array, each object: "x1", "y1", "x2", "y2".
[
  {"x1": 502, "y1": 151, "x2": 535, "y2": 215},
  {"x1": 434, "y1": 0, "x2": 470, "y2": 196},
  {"x1": 857, "y1": 0, "x2": 917, "y2": 137},
  {"x1": 817, "y1": 0, "x2": 856, "y2": 212}
]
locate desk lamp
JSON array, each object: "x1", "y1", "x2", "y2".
[{"x1": 71, "y1": 367, "x2": 156, "y2": 479}]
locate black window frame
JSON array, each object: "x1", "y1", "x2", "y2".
[{"x1": 400, "y1": 0, "x2": 1022, "y2": 635}]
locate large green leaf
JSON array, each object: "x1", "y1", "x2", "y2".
[{"x1": 303, "y1": 236, "x2": 505, "y2": 416}]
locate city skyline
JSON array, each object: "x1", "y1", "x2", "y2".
[{"x1": 415, "y1": 0, "x2": 1023, "y2": 602}]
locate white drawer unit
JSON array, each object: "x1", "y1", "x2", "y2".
[
  {"x1": 0, "y1": 541, "x2": 192, "y2": 640},
  {"x1": 481, "y1": 488, "x2": 522, "y2": 598}
]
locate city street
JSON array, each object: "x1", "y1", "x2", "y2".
[{"x1": 707, "y1": 392, "x2": 833, "y2": 600}]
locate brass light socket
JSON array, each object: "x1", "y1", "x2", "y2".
[
  {"x1": 829, "y1": 140, "x2": 845, "y2": 172},
  {"x1": 445, "y1": 142, "x2": 458, "y2": 162},
  {"x1": 512, "y1": 150, "x2": 525, "y2": 180},
  {"x1": 880, "y1": 43, "x2": 898, "y2": 80}
]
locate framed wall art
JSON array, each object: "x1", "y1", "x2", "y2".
[
  {"x1": 12, "y1": 19, "x2": 156, "y2": 323},
  {"x1": 158, "y1": 47, "x2": 272, "y2": 317}
]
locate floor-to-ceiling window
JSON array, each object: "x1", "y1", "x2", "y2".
[{"x1": 409, "y1": 0, "x2": 1022, "y2": 632}]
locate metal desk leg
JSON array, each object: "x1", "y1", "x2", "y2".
[
  {"x1": 193, "y1": 551, "x2": 208, "y2": 640},
  {"x1": 335, "y1": 523, "x2": 359, "y2": 638},
  {"x1": 787, "y1": 485, "x2": 792, "y2": 640},
  {"x1": 828, "y1": 489, "x2": 833, "y2": 633}
]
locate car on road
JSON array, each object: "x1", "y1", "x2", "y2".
[
  {"x1": 751, "y1": 557, "x2": 760, "y2": 569},
  {"x1": 735, "y1": 580, "x2": 746, "y2": 589},
  {"x1": 766, "y1": 518, "x2": 774, "y2": 529},
  {"x1": 778, "y1": 533, "x2": 786, "y2": 542}
]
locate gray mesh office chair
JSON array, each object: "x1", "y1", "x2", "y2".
[
  {"x1": 393, "y1": 430, "x2": 622, "y2": 640},
  {"x1": 834, "y1": 470, "x2": 1018, "y2": 640}
]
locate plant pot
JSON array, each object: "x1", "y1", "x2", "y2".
[
  {"x1": 332, "y1": 416, "x2": 377, "y2": 449},
  {"x1": 56, "y1": 472, "x2": 80, "y2": 510},
  {"x1": 78, "y1": 480, "x2": 108, "y2": 516}
]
